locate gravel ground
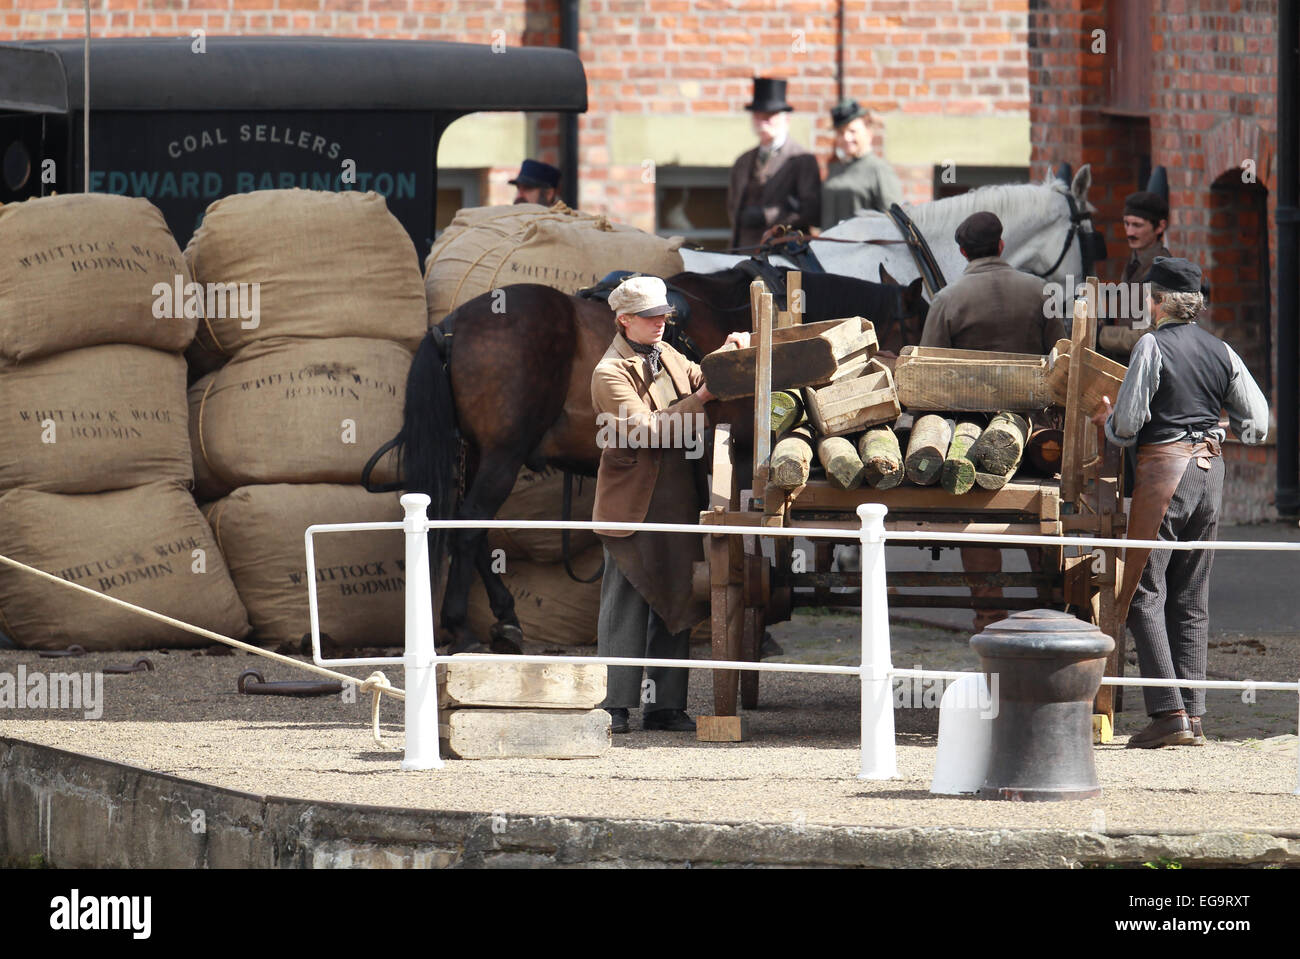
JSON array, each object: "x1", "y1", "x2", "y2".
[{"x1": 1, "y1": 613, "x2": 1297, "y2": 835}]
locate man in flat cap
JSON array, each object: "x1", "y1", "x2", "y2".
[
  {"x1": 1093, "y1": 257, "x2": 1268, "y2": 748},
  {"x1": 1099, "y1": 190, "x2": 1173, "y2": 361},
  {"x1": 591, "y1": 276, "x2": 749, "y2": 734},
  {"x1": 727, "y1": 77, "x2": 822, "y2": 249},
  {"x1": 821, "y1": 99, "x2": 904, "y2": 229},
  {"x1": 920, "y1": 211, "x2": 1065, "y2": 631},
  {"x1": 509, "y1": 159, "x2": 561, "y2": 206}
]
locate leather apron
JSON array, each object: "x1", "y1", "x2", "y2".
[{"x1": 1115, "y1": 436, "x2": 1221, "y2": 625}]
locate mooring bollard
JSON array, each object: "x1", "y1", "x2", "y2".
[
  {"x1": 399, "y1": 493, "x2": 443, "y2": 771},
  {"x1": 972, "y1": 609, "x2": 1113, "y2": 801},
  {"x1": 857, "y1": 502, "x2": 897, "y2": 780}
]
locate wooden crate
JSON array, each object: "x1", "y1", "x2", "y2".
[
  {"x1": 801, "y1": 358, "x2": 900, "y2": 437},
  {"x1": 439, "y1": 708, "x2": 611, "y2": 759},
  {"x1": 700, "y1": 316, "x2": 877, "y2": 400},
  {"x1": 437, "y1": 656, "x2": 606, "y2": 709},
  {"x1": 1046, "y1": 338, "x2": 1127, "y2": 416},
  {"x1": 894, "y1": 345, "x2": 1053, "y2": 412}
]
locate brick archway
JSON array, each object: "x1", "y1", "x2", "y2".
[
  {"x1": 1205, "y1": 117, "x2": 1273, "y2": 195},
  {"x1": 1205, "y1": 169, "x2": 1271, "y2": 395}
]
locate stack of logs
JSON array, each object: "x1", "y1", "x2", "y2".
[{"x1": 771, "y1": 398, "x2": 1064, "y2": 495}]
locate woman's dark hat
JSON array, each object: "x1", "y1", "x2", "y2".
[
  {"x1": 830, "y1": 98, "x2": 869, "y2": 128},
  {"x1": 509, "y1": 159, "x2": 561, "y2": 189},
  {"x1": 1145, "y1": 256, "x2": 1201, "y2": 293},
  {"x1": 746, "y1": 77, "x2": 794, "y2": 113}
]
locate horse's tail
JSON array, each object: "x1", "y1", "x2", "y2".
[{"x1": 365, "y1": 324, "x2": 459, "y2": 566}]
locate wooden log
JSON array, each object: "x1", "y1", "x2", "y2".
[
  {"x1": 771, "y1": 390, "x2": 805, "y2": 433},
  {"x1": 970, "y1": 411, "x2": 1029, "y2": 490},
  {"x1": 816, "y1": 435, "x2": 866, "y2": 490},
  {"x1": 904, "y1": 414, "x2": 954, "y2": 487},
  {"x1": 700, "y1": 317, "x2": 876, "y2": 400},
  {"x1": 857, "y1": 426, "x2": 903, "y2": 489},
  {"x1": 1025, "y1": 428, "x2": 1065, "y2": 475},
  {"x1": 438, "y1": 657, "x2": 607, "y2": 709},
  {"x1": 439, "y1": 708, "x2": 610, "y2": 759},
  {"x1": 770, "y1": 425, "x2": 815, "y2": 490},
  {"x1": 939, "y1": 420, "x2": 983, "y2": 495}
]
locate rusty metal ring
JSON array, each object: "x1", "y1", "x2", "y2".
[
  {"x1": 102, "y1": 658, "x2": 155, "y2": 675},
  {"x1": 38, "y1": 644, "x2": 87, "y2": 659}
]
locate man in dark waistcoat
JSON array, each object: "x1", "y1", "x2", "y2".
[
  {"x1": 727, "y1": 77, "x2": 821, "y2": 250},
  {"x1": 1093, "y1": 257, "x2": 1269, "y2": 748}
]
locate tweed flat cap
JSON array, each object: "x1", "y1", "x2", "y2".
[{"x1": 608, "y1": 276, "x2": 673, "y2": 317}]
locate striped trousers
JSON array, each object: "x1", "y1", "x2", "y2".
[{"x1": 1127, "y1": 456, "x2": 1223, "y2": 717}]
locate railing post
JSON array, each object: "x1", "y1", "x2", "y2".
[
  {"x1": 857, "y1": 503, "x2": 898, "y2": 779},
  {"x1": 399, "y1": 493, "x2": 443, "y2": 771},
  {"x1": 1294, "y1": 681, "x2": 1299, "y2": 796}
]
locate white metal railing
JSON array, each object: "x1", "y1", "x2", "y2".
[{"x1": 305, "y1": 494, "x2": 1300, "y2": 792}]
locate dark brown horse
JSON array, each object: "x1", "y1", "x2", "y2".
[{"x1": 368, "y1": 264, "x2": 925, "y2": 653}]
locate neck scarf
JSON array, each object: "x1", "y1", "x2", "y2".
[{"x1": 623, "y1": 333, "x2": 663, "y2": 376}]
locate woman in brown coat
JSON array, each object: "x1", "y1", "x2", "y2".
[{"x1": 591, "y1": 276, "x2": 748, "y2": 733}]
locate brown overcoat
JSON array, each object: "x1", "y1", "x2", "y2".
[
  {"x1": 919, "y1": 256, "x2": 1064, "y2": 354},
  {"x1": 590, "y1": 335, "x2": 707, "y2": 535}
]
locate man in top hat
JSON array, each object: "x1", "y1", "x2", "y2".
[
  {"x1": 1093, "y1": 257, "x2": 1268, "y2": 748},
  {"x1": 510, "y1": 159, "x2": 562, "y2": 206},
  {"x1": 920, "y1": 211, "x2": 1065, "y2": 632},
  {"x1": 591, "y1": 276, "x2": 749, "y2": 734},
  {"x1": 821, "y1": 99, "x2": 904, "y2": 229},
  {"x1": 727, "y1": 77, "x2": 822, "y2": 249}
]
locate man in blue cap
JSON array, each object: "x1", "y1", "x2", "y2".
[
  {"x1": 509, "y1": 159, "x2": 561, "y2": 206},
  {"x1": 1093, "y1": 256, "x2": 1269, "y2": 748}
]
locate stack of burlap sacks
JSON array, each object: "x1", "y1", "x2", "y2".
[
  {"x1": 186, "y1": 189, "x2": 426, "y2": 651},
  {"x1": 429, "y1": 204, "x2": 685, "y2": 647},
  {"x1": 0, "y1": 194, "x2": 249, "y2": 650}
]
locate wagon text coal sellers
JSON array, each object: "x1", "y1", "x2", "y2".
[
  {"x1": 727, "y1": 77, "x2": 821, "y2": 250},
  {"x1": 1092, "y1": 257, "x2": 1269, "y2": 748},
  {"x1": 920, "y1": 211, "x2": 1065, "y2": 632},
  {"x1": 591, "y1": 276, "x2": 749, "y2": 734},
  {"x1": 510, "y1": 159, "x2": 561, "y2": 206}
]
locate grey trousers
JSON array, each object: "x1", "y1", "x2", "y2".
[
  {"x1": 597, "y1": 546, "x2": 690, "y2": 711},
  {"x1": 1127, "y1": 456, "x2": 1222, "y2": 717}
]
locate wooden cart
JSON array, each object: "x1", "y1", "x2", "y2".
[{"x1": 696, "y1": 275, "x2": 1128, "y2": 743}]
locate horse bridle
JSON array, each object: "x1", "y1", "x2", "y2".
[{"x1": 1031, "y1": 191, "x2": 1107, "y2": 280}]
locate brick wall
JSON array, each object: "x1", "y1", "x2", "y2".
[
  {"x1": 2, "y1": 0, "x2": 1031, "y2": 228},
  {"x1": 1028, "y1": 0, "x2": 1284, "y2": 523}
]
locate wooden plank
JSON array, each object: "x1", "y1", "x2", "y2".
[
  {"x1": 784, "y1": 518, "x2": 1050, "y2": 535},
  {"x1": 1061, "y1": 293, "x2": 1092, "y2": 504},
  {"x1": 700, "y1": 317, "x2": 874, "y2": 400},
  {"x1": 788, "y1": 270, "x2": 803, "y2": 326},
  {"x1": 708, "y1": 423, "x2": 735, "y2": 512},
  {"x1": 440, "y1": 708, "x2": 610, "y2": 759},
  {"x1": 802, "y1": 358, "x2": 900, "y2": 437},
  {"x1": 753, "y1": 281, "x2": 773, "y2": 492},
  {"x1": 438, "y1": 657, "x2": 606, "y2": 709},
  {"x1": 895, "y1": 345, "x2": 1052, "y2": 412},
  {"x1": 697, "y1": 715, "x2": 749, "y2": 742},
  {"x1": 1046, "y1": 338, "x2": 1127, "y2": 415},
  {"x1": 789, "y1": 479, "x2": 1054, "y2": 512}
]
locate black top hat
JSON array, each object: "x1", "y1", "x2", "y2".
[
  {"x1": 746, "y1": 77, "x2": 794, "y2": 113},
  {"x1": 508, "y1": 159, "x2": 561, "y2": 189},
  {"x1": 830, "y1": 98, "x2": 869, "y2": 128}
]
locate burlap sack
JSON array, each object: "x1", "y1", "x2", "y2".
[
  {"x1": 0, "y1": 194, "x2": 196, "y2": 364},
  {"x1": 488, "y1": 467, "x2": 597, "y2": 563},
  {"x1": 0, "y1": 345, "x2": 191, "y2": 494},
  {"x1": 0, "y1": 482, "x2": 250, "y2": 650},
  {"x1": 184, "y1": 189, "x2": 426, "y2": 354},
  {"x1": 203, "y1": 484, "x2": 406, "y2": 649},
  {"x1": 190, "y1": 336, "x2": 408, "y2": 489},
  {"x1": 426, "y1": 204, "x2": 685, "y2": 325},
  {"x1": 187, "y1": 372, "x2": 233, "y2": 502},
  {"x1": 466, "y1": 546, "x2": 603, "y2": 647}
]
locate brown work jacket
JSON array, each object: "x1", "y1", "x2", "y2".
[
  {"x1": 727, "y1": 138, "x2": 822, "y2": 249},
  {"x1": 919, "y1": 256, "x2": 1064, "y2": 354},
  {"x1": 590, "y1": 335, "x2": 707, "y2": 536}
]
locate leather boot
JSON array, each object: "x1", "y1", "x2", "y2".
[{"x1": 1126, "y1": 711, "x2": 1194, "y2": 748}]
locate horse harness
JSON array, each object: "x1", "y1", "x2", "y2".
[{"x1": 1029, "y1": 191, "x2": 1108, "y2": 280}]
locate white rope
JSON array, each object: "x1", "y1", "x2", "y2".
[{"x1": 0, "y1": 551, "x2": 405, "y2": 746}]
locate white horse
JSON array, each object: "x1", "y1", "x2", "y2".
[{"x1": 680, "y1": 165, "x2": 1099, "y2": 295}]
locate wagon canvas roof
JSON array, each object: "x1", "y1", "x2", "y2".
[{"x1": 0, "y1": 36, "x2": 588, "y2": 114}]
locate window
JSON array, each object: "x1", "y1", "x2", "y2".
[
  {"x1": 654, "y1": 166, "x2": 732, "y2": 250},
  {"x1": 435, "y1": 169, "x2": 482, "y2": 236}
]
